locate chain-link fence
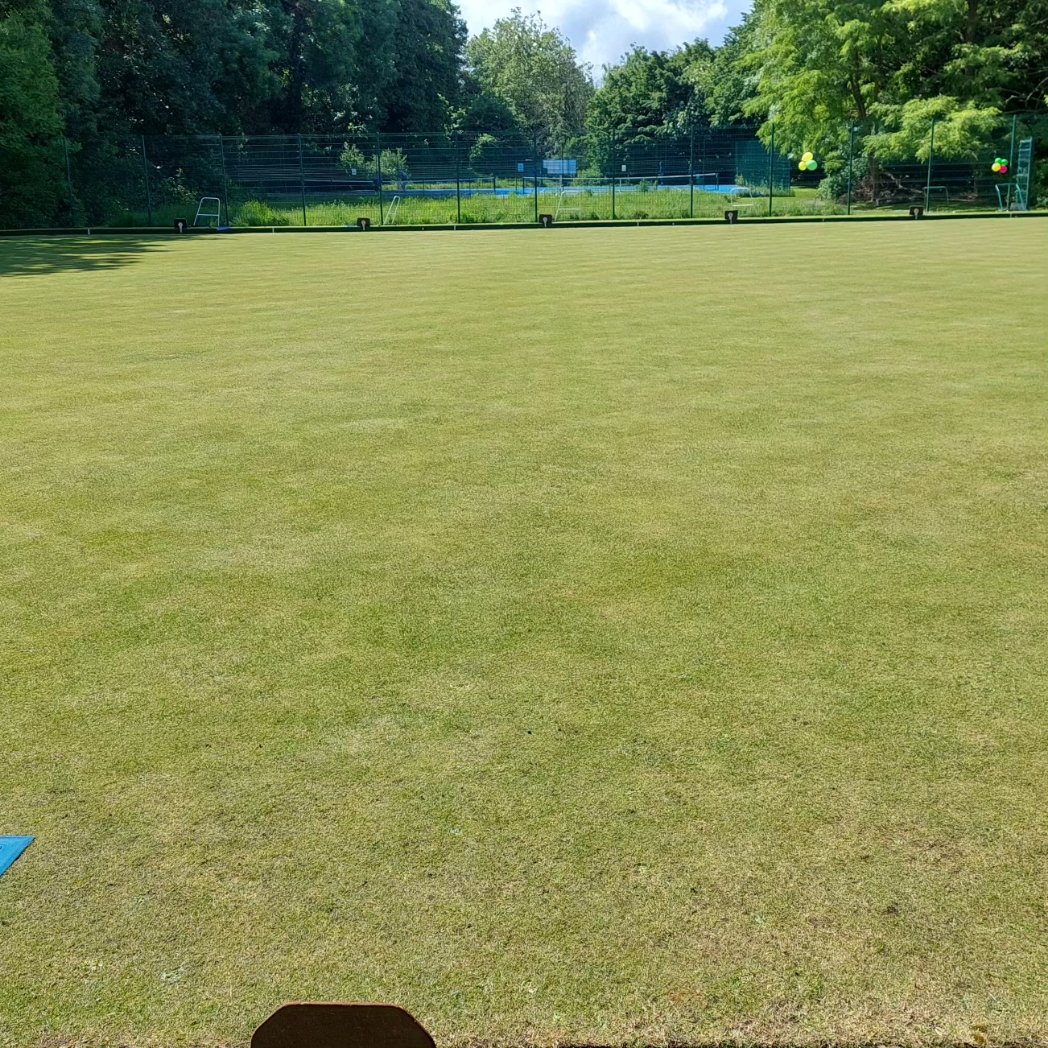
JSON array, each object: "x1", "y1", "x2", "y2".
[{"x1": 5, "y1": 117, "x2": 1042, "y2": 230}]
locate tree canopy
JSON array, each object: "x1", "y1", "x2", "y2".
[
  {"x1": 587, "y1": 43, "x2": 712, "y2": 146},
  {"x1": 0, "y1": 0, "x2": 1044, "y2": 226},
  {"x1": 743, "y1": 0, "x2": 1048, "y2": 158},
  {"x1": 465, "y1": 10, "x2": 593, "y2": 152},
  {"x1": 0, "y1": 0, "x2": 65, "y2": 224}
]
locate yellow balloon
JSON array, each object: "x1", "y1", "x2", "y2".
[
  {"x1": 802, "y1": 151, "x2": 814, "y2": 162},
  {"x1": 991, "y1": 162, "x2": 1001, "y2": 172},
  {"x1": 798, "y1": 161, "x2": 808, "y2": 171}
]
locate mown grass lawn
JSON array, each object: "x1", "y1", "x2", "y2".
[{"x1": 1, "y1": 222, "x2": 1046, "y2": 1048}]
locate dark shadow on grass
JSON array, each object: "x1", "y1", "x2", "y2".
[{"x1": 0, "y1": 236, "x2": 172, "y2": 278}]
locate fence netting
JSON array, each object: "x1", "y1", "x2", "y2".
[{"x1": 6, "y1": 117, "x2": 1041, "y2": 229}]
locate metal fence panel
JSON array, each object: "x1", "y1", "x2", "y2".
[{"x1": 7, "y1": 118, "x2": 1041, "y2": 229}]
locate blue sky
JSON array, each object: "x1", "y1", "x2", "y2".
[{"x1": 457, "y1": 0, "x2": 750, "y2": 73}]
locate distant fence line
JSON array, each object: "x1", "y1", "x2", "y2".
[{"x1": 6, "y1": 120, "x2": 1041, "y2": 229}]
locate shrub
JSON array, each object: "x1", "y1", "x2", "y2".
[
  {"x1": 339, "y1": 144, "x2": 410, "y2": 182},
  {"x1": 819, "y1": 157, "x2": 869, "y2": 202},
  {"x1": 106, "y1": 209, "x2": 137, "y2": 227},
  {"x1": 159, "y1": 169, "x2": 199, "y2": 208},
  {"x1": 235, "y1": 200, "x2": 289, "y2": 226}
]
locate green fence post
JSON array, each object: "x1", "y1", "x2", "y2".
[
  {"x1": 62, "y1": 136, "x2": 76, "y2": 225},
  {"x1": 381, "y1": 134, "x2": 389, "y2": 226},
  {"x1": 298, "y1": 134, "x2": 308, "y2": 226},
  {"x1": 141, "y1": 135, "x2": 154, "y2": 225},
  {"x1": 455, "y1": 134, "x2": 462, "y2": 224},
  {"x1": 689, "y1": 128, "x2": 695, "y2": 218},
  {"x1": 533, "y1": 137, "x2": 539, "y2": 222},
  {"x1": 1008, "y1": 113, "x2": 1017, "y2": 172},
  {"x1": 767, "y1": 121, "x2": 775, "y2": 217},
  {"x1": 924, "y1": 117, "x2": 936, "y2": 209},
  {"x1": 217, "y1": 135, "x2": 230, "y2": 227},
  {"x1": 846, "y1": 124, "x2": 857, "y2": 215}
]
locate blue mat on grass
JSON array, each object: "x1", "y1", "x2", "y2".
[{"x1": 0, "y1": 836, "x2": 33, "y2": 877}]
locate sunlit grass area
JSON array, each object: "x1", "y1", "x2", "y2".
[{"x1": 1, "y1": 222, "x2": 1046, "y2": 1048}]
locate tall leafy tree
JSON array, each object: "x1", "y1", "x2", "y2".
[
  {"x1": 92, "y1": 0, "x2": 273, "y2": 134},
  {"x1": 452, "y1": 75, "x2": 524, "y2": 139},
  {"x1": 745, "y1": 0, "x2": 1047, "y2": 159},
  {"x1": 263, "y1": 0, "x2": 371, "y2": 132},
  {"x1": 47, "y1": 0, "x2": 103, "y2": 140},
  {"x1": 451, "y1": 72, "x2": 528, "y2": 176},
  {"x1": 381, "y1": 0, "x2": 465, "y2": 132},
  {"x1": 0, "y1": 0, "x2": 65, "y2": 225},
  {"x1": 697, "y1": 14, "x2": 760, "y2": 127},
  {"x1": 465, "y1": 9, "x2": 593, "y2": 153},
  {"x1": 587, "y1": 43, "x2": 713, "y2": 169}
]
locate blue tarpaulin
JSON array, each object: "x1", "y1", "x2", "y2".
[{"x1": 0, "y1": 836, "x2": 33, "y2": 877}]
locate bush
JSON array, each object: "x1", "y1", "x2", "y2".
[
  {"x1": 339, "y1": 144, "x2": 410, "y2": 182},
  {"x1": 159, "y1": 170, "x2": 199, "y2": 208},
  {"x1": 105, "y1": 209, "x2": 137, "y2": 227},
  {"x1": 819, "y1": 157, "x2": 870, "y2": 202},
  {"x1": 235, "y1": 200, "x2": 289, "y2": 226}
]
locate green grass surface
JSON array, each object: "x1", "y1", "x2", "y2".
[
  {"x1": 1, "y1": 223, "x2": 1046, "y2": 1048},
  {"x1": 96, "y1": 181, "x2": 1031, "y2": 230},
  {"x1": 123, "y1": 187, "x2": 878, "y2": 228},
  {"x1": 287, "y1": 186, "x2": 828, "y2": 225},
  {"x1": 114, "y1": 185, "x2": 1022, "y2": 231}
]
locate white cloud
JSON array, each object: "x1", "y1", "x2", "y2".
[{"x1": 457, "y1": 0, "x2": 747, "y2": 73}]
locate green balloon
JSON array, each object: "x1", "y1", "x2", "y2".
[{"x1": 807, "y1": 160, "x2": 818, "y2": 171}]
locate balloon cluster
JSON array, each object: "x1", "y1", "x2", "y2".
[
  {"x1": 798, "y1": 151, "x2": 819, "y2": 172},
  {"x1": 991, "y1": 156, "x2": 1010, "y2": 175}
]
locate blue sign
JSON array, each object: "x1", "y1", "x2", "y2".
[
  {"x1": 0, "y1": 836, "x2": 33, "y2": 877},
  {"x1": 543, "y1": 159, "x2": 578, "y2": 176},
  {"x1": 517, "y1": 162, "x2": 525, "y2": 173}
]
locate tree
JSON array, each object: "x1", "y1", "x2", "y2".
[
  {"x1": 452, "y1": 74, "x2": 529, "y2": 181},
  {"x1": 867, "y1": 96, "x2": 1002, "y2": 161},
  {"x1": 465, "y1": 9, "x2": 593, "y2": 154},
  {"x1": 587, "y1": 44, "x2": 712, "y2": 171},
  {"x1": 744, "y1": 0, "x2": 1047, "y2": 162},
  {"x1": 697, "y1": 15, "x2": 760, "y2": 127},
  {"x1": 262, "y1": 0, "x2": 373, "y2": 133},
  {"x1": 452, "y1": 76, "x2": 522, "y2": 139},
  {"x1": 92, "y1": 0, "x2": 273, "y2": 135},
  {"x1": 381, "y1": 0, "x2": 466, "y2": 132},
  {"x1": 0, "y1": 0, "x2": 65, "y2": 225},
  {"x1": 47, "y1": 0, "x2": 103, "y2": 141}
]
